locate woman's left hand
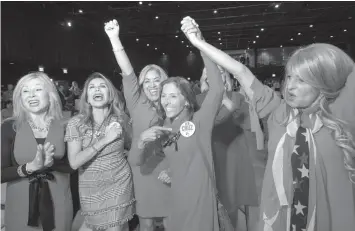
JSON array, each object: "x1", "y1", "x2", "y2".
[
  {"x1": 43, "y1": 142, "x2": 55, "y2": 168},
  {"x1": 158, "y1": 169, "x2": 171, "y2": 184}
]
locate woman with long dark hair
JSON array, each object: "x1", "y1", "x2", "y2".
[
  {"x1": 129, "y1": 25, "x2": 226, "y2": 230},
  {"x1": 65, "y1": 73, "x2": 134, "y2": 231}
]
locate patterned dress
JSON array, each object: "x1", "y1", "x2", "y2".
[{"x1": 65, "y1": 115, "x2": 135, "y2": 230}]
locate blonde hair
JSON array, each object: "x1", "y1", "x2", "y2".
[
  {"x1": 76, "y1": 72, "x2": 126, "y2": 131},
  {"x1": 285, "y1": 43, "x2": 355, "y2": 183},
  {"x1": 138, "y1": 64, "x2": 168, "y2": 86},
  {"x1": 11, "y1": 72, "x2": 63, "y2": 129}
]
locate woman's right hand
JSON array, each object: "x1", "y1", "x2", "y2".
[
  {"x1": 103, "y1": 122, "x2": 123, "y2": 145},
  {"x1": 138, "y1": 126, "x2": 172, "y2": 149},
  {"x1": 104, "y1": 19, "x2": 120, "y2": 39},
  {"x1": 27, "y1": 144, "x2": 45, "y2": 172}
]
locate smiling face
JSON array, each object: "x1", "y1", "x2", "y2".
[
  {"x1": 161, "y1": 83, "x2": 187, "y2": 119},
  {"x1": 142, "y1": 70, "x2": 162, "y2": 102},
  {"x1": 21, "y1": 78, "x2": 50, "y2": 114},
  {"x1": 284, "y1": 74, "x2": 320, "y2": 108},
  {"x1": 87, "y1": 78, "x2": 110, "y2": 108}
]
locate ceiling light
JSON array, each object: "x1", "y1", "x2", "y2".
[
  {"x1": 148, "y1": 3, "x2": 152, "y2": 6},
  {"x1": 275, "y1": 4, "x2": 279, "y2": 8},
  {"x1": 344, "y1": 29, "x2": 347, "y2": 32},
  {"x1": 38, "y1": 66, "x2": 44, "y2": 72},
  {"x1": 136, "y1": 38, "x2": 139, "y2": 42},
  {"x1": 147, "y1": 44, "x2": 149, "y2": 46},
  {"x1": 67, "y1": 21, "x2": 72, "y2": 27},
  {"x1": 155, "y1": 47, "x2": 158, "y2": 50},
  {"x1": 330, "y1": 35, "x2": 334, "y2": 38},
  {"x1": 253, "y1": 41, "x2": 256, "y2": 44},
  {"x1": 261, "y1": 28, "x2": 264, "y2": 31},
  {"x1": 155, "y1": 16, "x2": 159, "y2": 19},
  {"x1": 9, "y1": 62, "x2": 14, "y2": 65},
  {"x1": 218, "y1": 32, "x2": 221, "y2": 34},
  {"x1": 272, "y1": 74, "x2": 276, "y2": 77},
  {"x1": 139, "y1": 1, "x2": 143, "y2": 4},
  {"x1": 280, "y1": 45, "x2": 283, "y2": 47},
  {"x1": 309, "y1": 24, "x2": 313, "y2": 28},
  {"x1": 290, "y1": 38, "x2": 294, "y2": 41},
  {"x1": 78, "y1": 9, "x2": 83, "y2": 13},
  {"x1": 187, "y1": 77, "x2": 191, "y2": 80},
  {"x1": 63, "y1": 68, "x2": 68, "y2": 74},
  {"x1": 220, "y1": 43, "x2": 222, "y2": 45},
  {"x1": 162, "y1": 53, "x2": 165, "y2": 55},
  {"x1": 298, "y1": 32, "x2": 301, "y2": 35},
  {"x1": 219, "y1": 38, "x2": 221, "y2": 40},
  {"x1": 181, "y1": 41, "x2": 184, "y2": 43},
  {"x1": 214, "y1": 10, "x2": 218, "y2": 14},
  {"x1": 175, "y1": 35, "x2": 178, "y2": 38},
  {"x1": 256, "y1": 35, "x2": 259, "y2": 38},
  {"x1": 247, "y1": 47, "x2": 250, "y2": 50}
]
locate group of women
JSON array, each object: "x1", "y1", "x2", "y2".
[{"x1": 2, "y1": 16, "x2": 355, "y2": 231}]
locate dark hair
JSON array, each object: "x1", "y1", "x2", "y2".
[{"x1": 157, "y1": 77, "x2": 199, "y2": 120}]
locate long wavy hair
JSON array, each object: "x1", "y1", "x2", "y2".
[
  {"x1": 157, "y1": 77, "x2": 199, "y2": 121},
  {"x1": 137, "y1": 64, "x2": 169, "y2": 101},
  {"x1": 76, "y1": 72, "x2": 127, "y2": 133},
  {"x1": 10, "y1": 72, "x2": 63, "y2": 130},
  {"x1": 283, "y1": 43, "x2": 355, "y2": 183}
]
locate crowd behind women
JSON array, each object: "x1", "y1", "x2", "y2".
[{"x1": 1, "y1": 16, "x2": 354, "y2": 231}]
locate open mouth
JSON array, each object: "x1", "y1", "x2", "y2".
[
  {"x1": 148, "y1": 89, "x2": 158, "y2": 96},
  {"x1": 93, "y1": 93, "x2": 104, "y2": 101},
  {"x1": 165, "y1": 107, "x2": 174, "y2": 112},
  {"x1": 28, "y1": 100, "x2": 40, "y2": 107}
]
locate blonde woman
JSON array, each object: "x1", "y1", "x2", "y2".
[
  {"x1": 65, "y1": 73, "x2": 134, "y2": 231},
  {"x1": 182, "y1": 16, "x2": 355, "y2": 231},
  {"x1": 105, "y1": 20, "x2": 171, "y2": 231},
  {"x1": 1, "y1": 72, "x2": 73, "y2": 231}
]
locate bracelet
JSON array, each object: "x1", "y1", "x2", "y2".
[
  {"x1": 17, "y1": 165, "x2": 27, "y2": 177},
  {"x1": 113, "y1": 47, "x2": 124, "y2": 52}
]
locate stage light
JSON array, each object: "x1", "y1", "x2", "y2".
[
  {"x1": 147, "y1": 44, "x2": 149, "y2": 46},
  {"x1": 298, "y1": 32, "x2": 301, "y2": 35},
  {"x1": 63, "y1": 68, "x2": 68, "y2": 74},
  {"x1": 136, "y1": 38, "x2": 139, "y2": 42},
  {"x1": 155, "y1": 16, "x2": 159, "y2": 19},
  {"x1": 67, "y1": 21, "x2": 72, "y2": 27},
  {"x1": 309, "y1": 24, "x2": 313, "y2": 28},
  {"x1": 39, "y1": 66, "x2": 44, "y2": 72},
  {"x1": 214, "y1": 10, "x2": 218, "y2": 14},
  {"x1": 78, "y1": 9, "x2": 83, "y2": 13}
]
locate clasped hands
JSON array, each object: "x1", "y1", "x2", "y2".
[
  {"x1": 28, "y1": 142, "x2": 55, "y2": 172},
  {"x1": 104, "y1": 16, "x2": 203, "y2": 46}
]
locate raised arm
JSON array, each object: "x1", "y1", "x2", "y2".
[
  {"x1": 105, "y1": 20, "x2": 140, "y2": 112},
  {"x1": 105, "y1": 19, "x2": 133, "y2": 76},
  {"x1": 182, "y1": 19, "x2": 255, "y2": 101}
]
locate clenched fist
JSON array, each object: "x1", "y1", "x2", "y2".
[{"x1": 104, "y1": 19, "x2": 120, "y2": 39}]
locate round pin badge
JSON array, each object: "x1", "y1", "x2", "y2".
[{"x1": 180, "y1": 121, "x2": 196, "y2": 138}]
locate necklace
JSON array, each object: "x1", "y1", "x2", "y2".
[{"x1": 28, "y1": 118, "x2": 52, "y2": 132}]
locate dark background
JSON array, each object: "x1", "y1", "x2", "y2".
[{"x1": 2, "y1": 1, "x2": 355, "y2": 87}]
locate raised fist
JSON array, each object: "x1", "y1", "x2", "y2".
[
  {"x1": 104, "y1": 19, "x2": 120, "y2": 39},
  {"x1": 104, "y1": 122, "x2": 123, "y2": 144}
]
